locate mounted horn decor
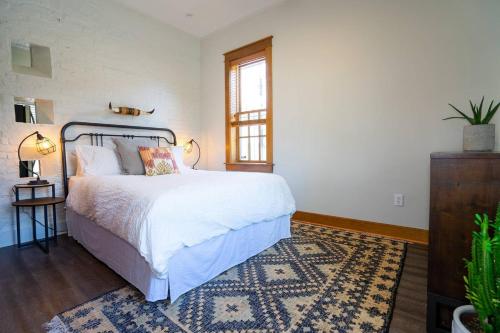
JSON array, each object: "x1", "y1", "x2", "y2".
[{"x1": 109, "y1": 102, "x2": 155, "y2": 116}]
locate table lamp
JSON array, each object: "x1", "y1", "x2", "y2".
[
  {"x1": 18, "y1": 131, "x2": 56, "y2": 185},
  {"x1": 184, "y1": 139, "x2": 200, "y2": 169}
]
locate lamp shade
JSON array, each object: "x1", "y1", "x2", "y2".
[
  {"x1": 19, "y1": 145, "x2": 46, "y2": 160},
  {"x1": 184, "y1": 140, "x2": 193, "y2": 153},
  {"x1": 36, "y1": 134, "x2": 56, "y2": 155}
]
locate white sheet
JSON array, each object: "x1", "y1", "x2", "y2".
[
  {"x1": 67, "y1": 208, "x2": 290, "y2": 302},
  {"x1": 67, "y1": 170, "x2": 295, "y2": 278}
]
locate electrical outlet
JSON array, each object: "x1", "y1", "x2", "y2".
[{"x1": 393, "y1": 193, "x2": 404, "y2": 207}]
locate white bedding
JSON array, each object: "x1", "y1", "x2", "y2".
[{"x1": 67, "y1": 170, "x2": 295, "y2": 278}]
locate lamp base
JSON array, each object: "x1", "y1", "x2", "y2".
[{"x1": 27, "y1": 179, "x2": 49, "y2": 185}]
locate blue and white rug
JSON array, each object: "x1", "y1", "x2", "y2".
[{"x1": 44, "y1": 222, "x2": 406, "y2": 332}]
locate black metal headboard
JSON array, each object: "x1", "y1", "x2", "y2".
[{"x1": 61, "y1": 121, "x2": 177, "y2": 196}]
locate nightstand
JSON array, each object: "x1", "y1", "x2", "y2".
[{"x1": 12, "y1": 183, "x2": 65, "y2": 253}]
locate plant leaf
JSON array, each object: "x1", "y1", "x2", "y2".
[
  {"x1": 442, "y1": 116, "x2": 467, "y2": 120},
  {"x1": 476, "y1": 96, "x2": 485, "y2": 123},
  {"x1": 470, "y1": 100, "x2": 476, "y2": 116},
  {"x1": 448, "y1": 103, "x2": 474, "y2": 124},
  {"x1": 483, "y1": 101, "x2": 500, "y2": 124},
  {"x1": 487, "y1": 99, "x2": 494, "y2": 121}
]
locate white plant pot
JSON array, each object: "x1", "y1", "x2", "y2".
[
  {"x1": 452, "y1": 304, "x2": 475, "y2": 333},
  {"x1": 463, "y1": 124, "x2": 495, "y2": 151}
]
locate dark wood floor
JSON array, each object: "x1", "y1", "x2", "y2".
[
  {"x1": 390, "y1": 244, "x2": 428, "y2": 333},
  {"x1": 0, "y1": 237, "x2": 126, "y2": 333},
  {"x1": 0, "y1": 236, "x2": 427, "y2": 333}
]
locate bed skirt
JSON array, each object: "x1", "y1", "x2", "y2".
[{"x1": 66, "y1": 209, "x2": 291, "y2": 302}]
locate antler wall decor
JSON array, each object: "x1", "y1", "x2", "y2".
[{"x1": 108, "y1": 102, "x2": 155, "y2": 116}]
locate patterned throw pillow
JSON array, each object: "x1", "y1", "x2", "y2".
[{"x1": 138, "y1": 147, "x2": 179, "y2": 176}]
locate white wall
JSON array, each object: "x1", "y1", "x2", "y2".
[
  {"x1": 200, "y1": 0, "x2": 500, "y2": 230},
  {"x1": 0, "y1": 0, "x2": 200, "y2": 247}
]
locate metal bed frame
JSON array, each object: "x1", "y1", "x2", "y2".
[{"x1": 60, "y1": 121, "x2": 177, "y2": 196}]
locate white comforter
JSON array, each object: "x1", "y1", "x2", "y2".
[{"x1": 67, "y1": 170, "x2": 295, "y2": 278}]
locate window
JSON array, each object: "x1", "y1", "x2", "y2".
[{"x1": 225, "y1": 37, "x2": 273, "y2": 172}]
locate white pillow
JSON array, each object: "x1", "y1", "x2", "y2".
[
  {"x1": 75, "y1": 145, "x2": 122, "y2": 176},
  {"x1": 171, "y1": 146, "x2": 191, "y2": 172}
]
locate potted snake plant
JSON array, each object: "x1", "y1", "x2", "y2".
[
  {"x1": 452, "y1": 204, "x2": 500, "y2": 333},
  {"x1": 444, "y1": 97, "x2": 499, "y2": 151}
]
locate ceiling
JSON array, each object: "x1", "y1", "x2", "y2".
[{"x1": 113, "y1": 0, "x2": 286, "y2": 38}]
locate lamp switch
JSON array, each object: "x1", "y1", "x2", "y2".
[{"x1": 393, "y1": 193, "x2": 404, "y2": 207}]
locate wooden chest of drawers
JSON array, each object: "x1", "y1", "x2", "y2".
[{"x1": 427, "y1": 152, "x2": 500, "y2": 332}]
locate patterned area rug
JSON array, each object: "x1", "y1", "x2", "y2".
[{"x1": 44, "y1": 222, "x2": 406, "y2": 333}]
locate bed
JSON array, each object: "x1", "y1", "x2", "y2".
[{"x1": 61, "y1": 122, "x2": 295, "y2": 302}]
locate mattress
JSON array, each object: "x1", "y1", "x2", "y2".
[
  {"x1": 67, "y1": 208, "x2": 291, "y2": 302},
  {"x1": 66, "y1": 170, "x2": 296, "y2": 278}
]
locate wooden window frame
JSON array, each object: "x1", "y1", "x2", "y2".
[{"x1": 224, "y1": 36, "x2": 273, "y2": 173}]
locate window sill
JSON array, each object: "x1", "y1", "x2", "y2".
[{"x1": 225, "y1": 162, "x2": 274, "y2": 173}]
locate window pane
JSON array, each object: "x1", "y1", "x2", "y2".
[
  {"x1": 239, "y1": 113, "x2": 248, "y2": 121},
  {"x1": 260, "y1": 124, "x2": 266, "y2": 136},
  {"x1": 249, "y1": 112, "x2": 259, "y2": 120},
  {"x1": 250, "y1": 137, "x2": 259, "y2": 160},
  {"x1": 240, "y1": 59, "x2": 266, "y2": 112},
  {"x1": 239, "y1": 126, "x2": 248, "y2": 137},
  {"x1": 260, "y1": 137, "x2": 267, "y2": 161},
  {"x1": 249, "y1": 125, "x2": 259, "y2": 137},
  {"x1": 239, "y1": 138, "x2": 249, "y2": 160},
  {"x1": 260, "y1": 111, "x2": 267, "y2": 119}
]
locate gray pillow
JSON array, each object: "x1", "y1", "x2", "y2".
[{"x1": 112, "y1": 138, "x2": 158, "y2": 175}]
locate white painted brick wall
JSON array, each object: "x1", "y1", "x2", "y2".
[{"x1": 0, "y1": 0, "x2": 201, "y2": 247}]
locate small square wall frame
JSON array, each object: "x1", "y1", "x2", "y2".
[{"x1": 11, "y1": 42, "x2": 52, "y2": 78}]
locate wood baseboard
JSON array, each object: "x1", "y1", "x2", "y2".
[{"x1": 292, "y1": 211, "x2": 428, "y2": 245}]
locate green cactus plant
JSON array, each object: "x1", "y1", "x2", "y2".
[{"x1": 464, "y1": 203, "x2": 500, "y2": 333}]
